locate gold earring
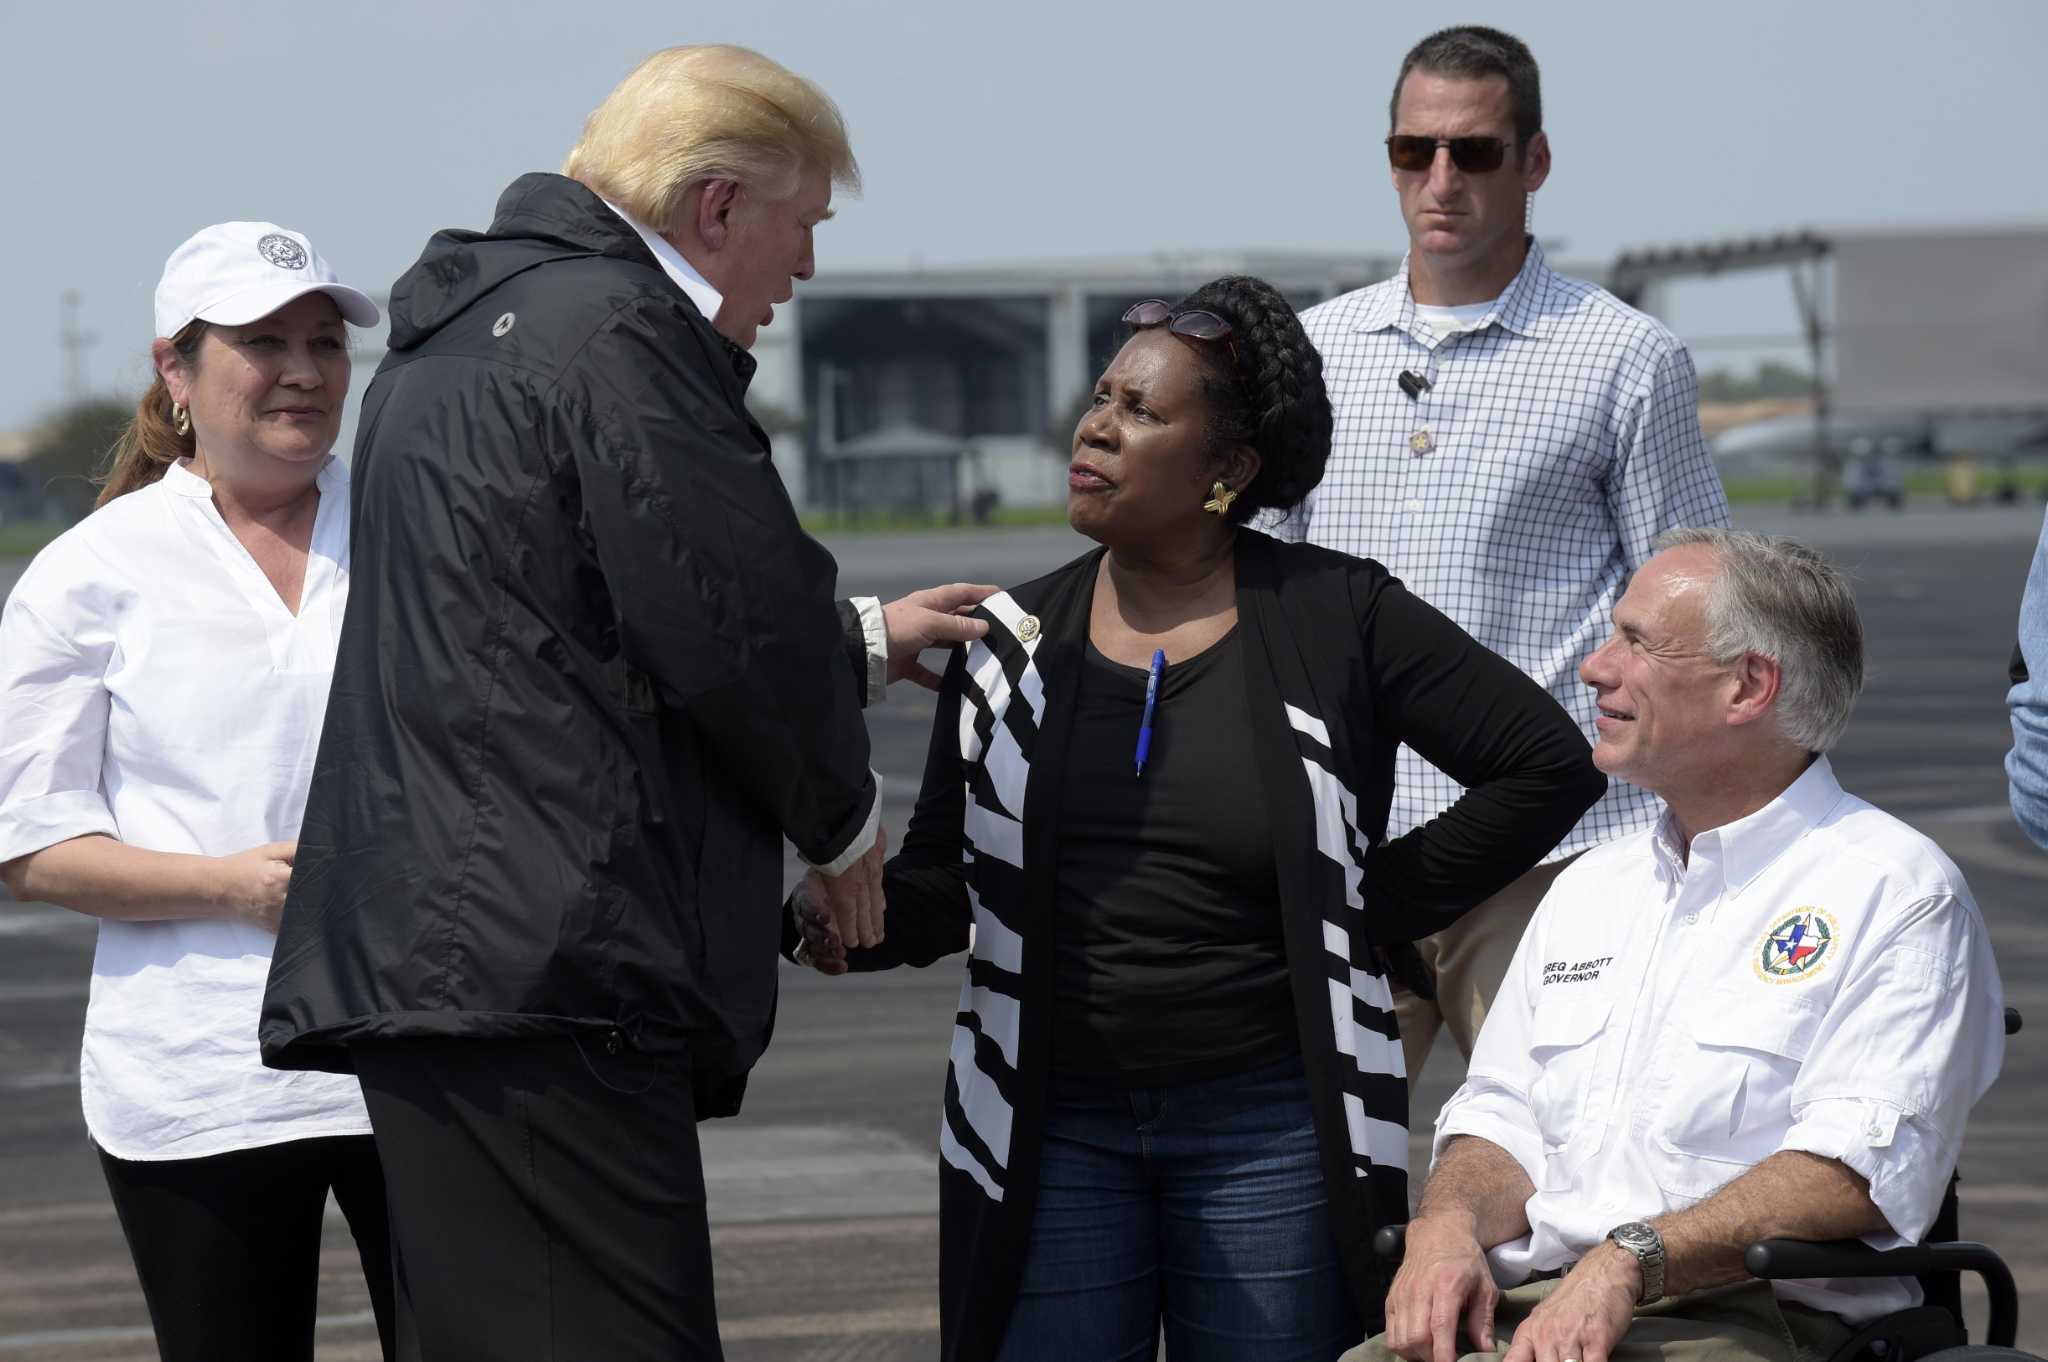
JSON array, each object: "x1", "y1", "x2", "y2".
[
  {"x1": 1203, "y1": 481, "x2": 1238, "y2": 516},
  {"x1": 171, "y1": 402, "x2": 191, "y2": 437}
]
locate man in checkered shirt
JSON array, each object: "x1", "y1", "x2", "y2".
[{"x1": 1265, "y1": 25, "x2": 1729, "y2": 1082}]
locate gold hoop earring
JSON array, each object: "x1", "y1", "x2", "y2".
[
  {"x1": 171, "y1": 402, "x2": 191, "y2": 437},
  {"x1": 1203, "y1": 481, "x2": 1238, "y2": 517}
]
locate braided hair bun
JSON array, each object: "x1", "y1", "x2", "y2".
[{"x1": 1171, "y1": 275, "x2": 1333, "y2": 524}]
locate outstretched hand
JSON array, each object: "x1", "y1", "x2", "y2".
[
  {"x1": 792, "y1": 872, "x2": 848, "y2": 975},
  {"x1": 883, "y1": 584, "x2": 998, "y2": 691},
  {"x1": 813, "y1": 823, "x2": 887, "y2": 949}
]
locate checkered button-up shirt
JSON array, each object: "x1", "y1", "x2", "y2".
[{"x1": 1265, "y1": 240, "x2": 1730, "y2": 859}]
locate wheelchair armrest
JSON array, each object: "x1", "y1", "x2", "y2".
[
  {"x1": 1375, "y1": 1223, "x2": 1408, "y2": 1261},
  {"x1": 1745, "y1": 1239, "x2": 2017, "y2": 1348}
]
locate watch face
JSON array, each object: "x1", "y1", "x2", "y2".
[{"x1": 1612, "y1": 1222, "x2": 1659, "y2": 1252}]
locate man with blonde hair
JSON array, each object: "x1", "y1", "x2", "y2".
[{"x1": 262, "y1": 45, "x2": 987, "y2": 1357}]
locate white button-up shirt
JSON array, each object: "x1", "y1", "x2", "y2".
[
  {"x1": 1265, "y1": 243, "x2": 1731, "y2": 860},
  {"x1": 1433, "y1": 758, "x2": 2004, "y2": 1322},
  {"x1": 0, "y1": 460, "x2": 372, "y2": 1159}
]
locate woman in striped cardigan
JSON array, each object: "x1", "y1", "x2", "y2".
[{"x1": 791, "y1": 275, "x2": 1604, "y2": 1362}]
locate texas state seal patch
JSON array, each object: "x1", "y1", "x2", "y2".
[{"x1": 1755, "y1": 908, "x2": 1838, "y2": 984}]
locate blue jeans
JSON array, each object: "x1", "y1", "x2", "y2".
[{"x1": 995, "y1": 1053, "x2": 1361, "y2": 1362}]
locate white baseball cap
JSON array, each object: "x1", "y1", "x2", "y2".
[{"x1": 153, "y1": 221, "x2": 381, "y2": 340}]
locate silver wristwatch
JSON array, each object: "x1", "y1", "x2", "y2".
[{"x1": 1606, "y1": 1221, "x2": 1666, "y2": 1305}]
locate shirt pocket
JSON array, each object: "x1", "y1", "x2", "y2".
[
  {"x1": 1527, "y1": 995, "x2": 1613, "y2": 1166},
  {"x1": 1651, "y1": 989, "x2": 1825, "y2": 1201}
]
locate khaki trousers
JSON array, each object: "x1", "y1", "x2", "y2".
[
  {"x1": 1394, "y1": 857, "x2": 1575, "y2": 1086},
  {"x1": 1339, "y1": 1278, "x2": 1853, "y2": 1362}
]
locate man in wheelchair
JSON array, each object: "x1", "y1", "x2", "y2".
[{"x1": 1343, "y1": 530, "x2": 2007, "y2": 1362}]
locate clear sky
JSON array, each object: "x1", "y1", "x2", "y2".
[{"x1": 4, "y1": 0, "x2": 2044, "y2": 430}]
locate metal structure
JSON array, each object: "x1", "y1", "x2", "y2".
[{"x1": 1610, "y1": 232, "x2": 1836, "y2": 501}]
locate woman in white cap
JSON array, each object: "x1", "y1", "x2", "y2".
[{"x1": 0, "y1": 223, "x2": 393, "y2": 1361}]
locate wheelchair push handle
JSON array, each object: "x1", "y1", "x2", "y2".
[
  {"x1": 1375, "y1": 1224, "x2": 1408, "y2": 1260},
  {"x1": 1745, "y1": 1240, "x2": 2017, "y2": 1349}
]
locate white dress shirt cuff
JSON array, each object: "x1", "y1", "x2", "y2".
[
  {"x1": 853, "y1": 596, "x2": 888, "y2": 706},
  {"x1": 804, "y1": 771, "x2": 883, "y2": 877},
  {"x1": 1778, "y1": 1099, "x2": 1950, "y2": 1246},
  {"x1": 0, "y1": 790, "x2": 119, "y2": 866}
]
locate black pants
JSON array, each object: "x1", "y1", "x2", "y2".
[
  {"x1": 352, "y1": 1034, "x2": 721, "y2": 1362},
  {"x1": 97, "y1": 1133, "x2": 396, "y2": 1362}
]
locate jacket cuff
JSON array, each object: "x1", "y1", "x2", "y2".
[{"x1": 802, "y1": 771, "x2": 882, "y2": 877}]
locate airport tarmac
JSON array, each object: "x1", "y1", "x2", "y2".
[{"x1": 2, "y1": 500, "x2": 2044, "y2": 1360}]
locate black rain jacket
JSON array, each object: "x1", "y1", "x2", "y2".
[{"x1": 260, "y1": 174, "x2": 875, "y2": 1111}]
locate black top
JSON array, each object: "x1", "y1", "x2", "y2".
[
  {"x1": 820, "y1": 534, "x2": 1608, "y2": 1362},
  {"x1": 1050, "y1": 629, "x2": 1297, "y2": 1086}
]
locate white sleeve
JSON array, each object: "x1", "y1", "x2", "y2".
[
  {"x1": 0, "y1": 592, "x2": 118, "y2": 864},
  {"x1": 852, "y1": 595, "x2": 888, "y2": 705},
  {"x1": 1778, "y1": 892, "x2": 2004, "y2": 1243},
  {"x1": 1433, "y1": 898, "x2": 1548, "y2": 1184}
]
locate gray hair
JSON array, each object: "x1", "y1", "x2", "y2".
[{"x1": 1652, "y1": 528, "x2": 1864, "y2": 754}]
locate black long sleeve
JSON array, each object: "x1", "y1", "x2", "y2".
[
  {"x1": 1354, "y1": 573, "x2": 1606, "y2": 942},
  {"x1": 835, "y1": 645, "x2": 975, "y2": 972}
]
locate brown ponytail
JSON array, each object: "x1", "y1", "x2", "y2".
[{"x1": 95, "y1": 322, "x2": 206, "y2": 509}]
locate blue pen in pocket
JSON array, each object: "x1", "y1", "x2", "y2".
[{"x1": 1135, "y1": 648, "x2": 1165, "y2": 776}]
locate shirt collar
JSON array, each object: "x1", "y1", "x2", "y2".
[
  {"x1": 163, "y1": 459, "x2": 211, "y2": 496},
  {"x1": 162, "y1": 455, "x2": 346, "y2": 498},
  {"x1": 1358, "y1": 236, "x2": 1556, "y2": 341},
  {"x1": 599, "y1": 197, "x2": 724, "y2": 324},
  {"x1": 1659, "y1": 756, "x2": 1848, "y2": 895}
]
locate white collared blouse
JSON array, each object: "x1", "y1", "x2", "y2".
[
  {"x1": 0, "y1": 459, "x2": 372, "y2": 1159},
  {"x1": 1434, "y1": 758, "x2": 2005, "y2": 1322}
]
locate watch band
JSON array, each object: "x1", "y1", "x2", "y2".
[{"x1": 1605, "y1": 1221, "x2": 1666, "y2": 1305}]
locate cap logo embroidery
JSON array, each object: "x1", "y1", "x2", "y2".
[
  {"x1": 492, "y1": 312, "x2": 516, "y2": 338},
  {"x1": 1756, "y1": 908, "x2": 1837, "y2": 983},
  {"x1": 257, "y1": 234, "x2": 308, "y2": 270}
]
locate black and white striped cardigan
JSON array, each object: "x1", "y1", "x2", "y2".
[{"x1": 836, "y1": 532, "x2": 1601, "y2": 1362}]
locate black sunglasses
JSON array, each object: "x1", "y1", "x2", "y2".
[
  {"x1": 1123, "y1": 299, "x2": 1240, "y2": 367},
  {"x1": 1385, "y1": 135, "x2": 1514, "y2": 174}
]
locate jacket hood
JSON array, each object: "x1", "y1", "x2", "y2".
[{"x1": 384, "y1": 173, "x2": 661, "y2": 352}]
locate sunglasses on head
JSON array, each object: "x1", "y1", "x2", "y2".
[
  {"x1": 1123, "y1": 299, "x2": 1240, "y2": 367},
  {"x1": 1385, "y1": 135, "x2": 1514, "y2": 174}
]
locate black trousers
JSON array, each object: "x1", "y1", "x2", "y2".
[
  {"x1": 97, "y1": 1133, "x2": 396, "y2": 1362},
  {"x1": 352, "y1": 1034, "x2": 722, "y2": 1362}
]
